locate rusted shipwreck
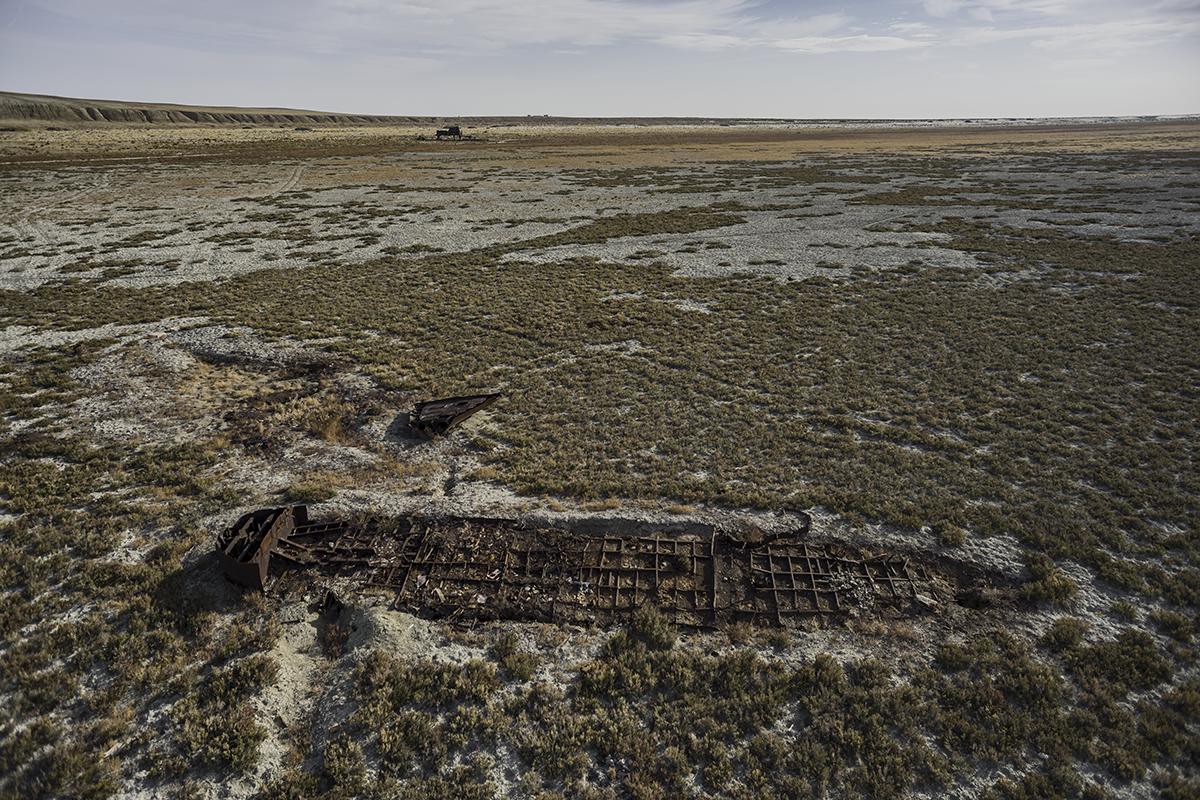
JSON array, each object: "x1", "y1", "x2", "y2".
[{"x1": 218, "y1": 505, "x2": 942, "y2": 627}]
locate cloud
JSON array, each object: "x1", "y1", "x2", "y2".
[
  {"x1": 890, "y1": 21, "x2": 935, "y2": 35},
  {"x1": 322, "y1": 1, "x2": 930, "y2": 56},
  {"x1": 319, "y1": 0, "x2": 758, "y2": 49},
  {"x1": 22, "y1": 0, "x2": 1200, "y2": 63},
  {"x1": 915, "y1": 0, "x2": 1200, "y2": 53},
  {"x1": 923, "y1": 0, "x2": 1080, "y2": 18},
  {"x1": 657, "y1": 32, "x2": 745, "y2": 50},
  {"x1": 655, "y1": 10, "x2": 929, "y2": 54},
  {"x1": 28, "y1": 0, "x2": 757, "y2": 52},
  {"x1": 761, "y1": 13, "x2": 851, "y2": 39},
  {"x1": 24, "y1": 0, "x2": 932, "y2": 57},
  {"x1": 923, "y1": 0, "x2": 965, "y2": 16},
  {"x1": 772, "y1": 34, "x2": 928, "y2": 53},
  {"x1": 955, "y1": 17, "x2": 1200, "y2": 51}
]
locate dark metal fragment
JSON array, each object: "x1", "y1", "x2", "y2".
[
  {"x1": 409, "y1": 392, "x2": 500, "y2": 437},
  {"x1": 216, "y1": 505, "x2": 307, "y2": 590}
]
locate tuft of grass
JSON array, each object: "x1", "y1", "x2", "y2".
[
  {"x1": 1150, "y1": 609, "x2": 1194, "y2": 643},
  {"x1": 936, "y1": 523, "x2": 967, "y2": 547},
  {"x1": 1065, "y1": 629, "x2": 1172, "y2": 697},
  {"x1": 1109, "y1": 600, "x2": 1139, "y2": 622},
  {"x1": 322, "y1": 733, "x2": 367, "y2": 793},
  {"x1": 626, "y1": 605, "x2": 677, "y2": 651},
  {"x1": 282, "y1": 479, "x2": 338, "y2": 504},
  {"x1": 1041, "y1": 618, "x2": 1089, "y2": 652},
  {"x1": 489, "y1": 631, "x2": 539, "y2": 681},
  {"x1": 1020, "y1": 554, "x2": 1077, "y2": 605}
]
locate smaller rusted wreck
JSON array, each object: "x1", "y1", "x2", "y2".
[{"x1": 409, "y1": 392, "x2": 500, "y2": 437}]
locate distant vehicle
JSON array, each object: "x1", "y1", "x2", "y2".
[{"x1": 435, "y1": 125, "x2": 462, "y2": 140}]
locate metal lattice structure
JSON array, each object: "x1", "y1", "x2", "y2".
[{"x1": 220, "y1": 506, "x2": 940, "y2": 627}]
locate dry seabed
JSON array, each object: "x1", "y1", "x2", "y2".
[{"x1": 0, "y1": 122, "x2": 1197, "y2": 800}]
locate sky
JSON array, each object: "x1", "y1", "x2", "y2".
[{"x1": 0, "y1": 0, "x2": 1198, "y2": 117}]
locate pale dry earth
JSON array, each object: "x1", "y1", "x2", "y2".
[{"x1": 1, "y1": 121, "x2": 1197, "y2": 800}]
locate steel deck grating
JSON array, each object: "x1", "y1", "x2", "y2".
[{"x1": 261, "y1": 514, "x2": 936, "y2": 627}]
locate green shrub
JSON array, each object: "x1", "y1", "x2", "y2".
[
  {"x1": 490, "y1": 631, "x2": 538, "y2": 681},
  {"x1": 282, "y1": 480, "x2": 336, "y2": 504},
  {"x1": 322, "y1": 733, "x2": 366, "y2": 792},
  {"x1": 627, "y1": 605, "x2": 676, "y2": 651},
  {"x1": 1109, "y1": 600, "x2": 1139, "y2": 622},
  {"x1": 936, "y1": 523, "x2": 967, "y2": 547},
  {"x1": 1020, "y1": 554, "x2": 1078, "y2": 605},
  {"x1": 1150, "y1": 609, "x2": 1194, "y2": 643},
  {"x1": 171, "y1": 655, "x2": 278, "y2": 772},
  {"x1": 1066, "y1": 629, "x2": 1172, "y2": 697},
  {"x1": 256, "y1": 770, "x2": 321, "y2": 800},
  {"x1": 1040, "y1": 618, "x2": 1089, "y2": 652},
  {"x1": 926, "y1": 633, "x2": 1078, "y2": 763},
  {"x1": 983, "y1": 766, "x2": 1109, "y2": 800}
]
